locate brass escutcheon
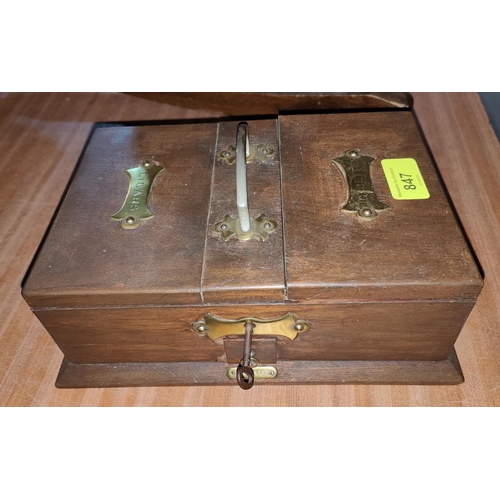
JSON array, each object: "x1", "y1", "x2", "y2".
[
  {"x1": 219, "y1": 144, "x2": 275, "y2": 164},
  {"x1": 213, "y1": 214, "x2": 278, "y2": 242},
  {"x1": 192, "y1": 312, "x2": 310, "y2": 341}
]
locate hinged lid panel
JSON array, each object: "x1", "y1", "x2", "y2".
[
  {"x1": 280, "y1": 112, "x2": 482, "y2": 301},
  {"x1": 23, "y1": 123, "x2": 217, "y2": 308},
  {"x1": 201, "y1": 120, "x2": 285, "y2": 303}
]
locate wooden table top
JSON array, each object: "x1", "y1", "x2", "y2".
[{"x1": 1, "y1": 92, "x2": 499, "y2": 407}]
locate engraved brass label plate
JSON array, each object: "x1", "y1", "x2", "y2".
[
  {"x1": 227, "y1": 365, "x2": 278, "y2": 380},
  {"x1": 192, "y1": 312, "x2": 310, "y2": 341},
  {"x1": 333, "y1": 149, "x2": 389, "y2": 220},
  {"x1": 111, "y1": 159, "x2": 164, "y2": 229}
]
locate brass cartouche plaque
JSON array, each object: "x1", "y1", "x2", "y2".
[
  {"x1": 111, "y1": 159, "x2": 164, "y2": 229},
  {"x1": 333, "y1": 149, "x2": 389, "y2": 220}
]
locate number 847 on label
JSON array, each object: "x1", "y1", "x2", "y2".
[{"x1": 399, "y1": 173, "x2": 417, "y2": 190}]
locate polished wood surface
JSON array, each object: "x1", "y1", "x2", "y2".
[
  {"x1": 125, "y1": 92, "x2": 413, "y2": 114},
  {"x1": 56, "y1": 351, "x2": 464, "y2": 388},
  {"x1": 280, "y1": 111, "x2": 482, "y2": 301},
  {"x1": 31, "y1": 302, "x2": 473, "y2": 366},
  {"x1": 22, "y1": 123, "x2": 218, "y2": 308},
  {"x1": 1, "y1": 92, "x2": 499, "y2": 406}
]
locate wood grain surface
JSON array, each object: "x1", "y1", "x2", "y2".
[
  {"x1": 124, "y1": 92, "x2": 413, "y2": 114},
  {"x1": 22, "y1": 123, "x2": 218, "y2": 308},
  {"x1": 1, "y1": 92, "x2": 499, "y2": 406},
  {"x1": 280, "y1": 111, "x2": 482, "y2": 301}
]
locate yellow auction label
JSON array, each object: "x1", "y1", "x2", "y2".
[{"x1": 381, "y1": 158, "x2": 430, "y2": 200}]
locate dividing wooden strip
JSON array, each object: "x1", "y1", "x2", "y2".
[{"x1": 201, "y1": 119, "x2": 286, "y2": 303}]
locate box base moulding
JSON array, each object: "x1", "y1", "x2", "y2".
[{"x1": 55, "y1": 349, "x2": 464, "y2": 388}]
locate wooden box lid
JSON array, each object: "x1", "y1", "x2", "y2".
[
  {"x1": 280, "y1": 112, "x2": 482, "y2": 302},
  {"x1": 22, "y1": 119, "x2": 285, "y2": 308},
  {"x1": 23, "y1": 123, "x2": 218, "y2": 308},
  {"x1": 23, "y1": 111, "x2": 482, "y2": 309}
]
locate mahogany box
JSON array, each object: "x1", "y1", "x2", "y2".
[{"x1": 22, "y1": 100, "x2": 483, "y2": 389}]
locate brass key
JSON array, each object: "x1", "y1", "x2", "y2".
[{"x1": 236, "y1": 321, "x2": 255, "y2": 390}]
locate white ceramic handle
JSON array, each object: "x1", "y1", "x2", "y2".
[{"x1": 236, "y1": 122, "x2": 251, "y2": 234}]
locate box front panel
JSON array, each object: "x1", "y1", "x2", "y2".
[{"x1": 34, "y1": 301, "x2": 475, "y2": 365}]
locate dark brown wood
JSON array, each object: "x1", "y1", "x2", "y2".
[
  {"x1": 32, "y1": 301, "x2": 474, "y2": 365},
  {"x1": 22, "y1": 123, "x2": 217, "y2": 308},
  {"x1": 125, "y1": 92, "x2": 413, "y2": 115},
  {"x1": 55, "y1": 349, "x2": 463, "y2": 388},
  {"x1": 279, "y1": 112, "x2": 483, "y2": 302},
  {"x1": 201, "y1": 119, "x2": 285, "y2": 302}
]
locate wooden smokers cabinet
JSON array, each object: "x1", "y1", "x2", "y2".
[{"x1": 22, "y1": 101, "x2": 483, "y2": 389}]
